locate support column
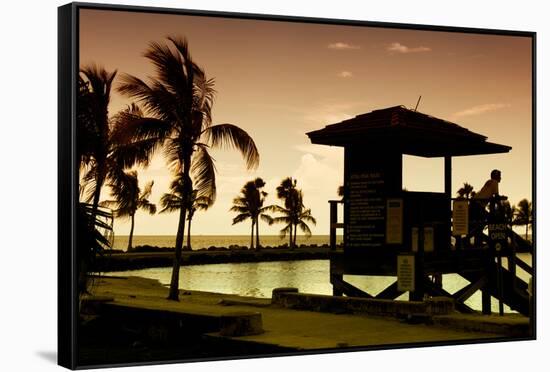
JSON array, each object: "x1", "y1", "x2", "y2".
[
  {"x1": 329, "y1": 201, "x2": 338, "y2": 251},
  {"x1": 445, "y1": 156, "x2": 452, "y2": 250}
]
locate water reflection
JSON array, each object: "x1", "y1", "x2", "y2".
[{"x1": 110, "y1": 256, "x2": 531, "y2": 314}]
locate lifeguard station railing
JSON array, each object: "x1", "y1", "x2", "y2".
[
  {"x1": 327, "y1": 196, "x2": 533, "y2": 316},
  {"x1": 451, "y1": 196, "x2": 533, "y2": 315}
]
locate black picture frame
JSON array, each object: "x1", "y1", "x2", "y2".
[{"x1": 58, "y1": 2, "x2": 536, "y2": 369}]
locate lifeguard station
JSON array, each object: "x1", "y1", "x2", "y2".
[{"x1": 307, "y1": 106, "x2": 533, "y2": 316}]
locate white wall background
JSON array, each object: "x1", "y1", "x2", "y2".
[{"x1": 0, "y1": 0, "x2": 547, "y2": 371}]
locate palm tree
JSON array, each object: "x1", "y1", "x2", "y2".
[
  {"x1": 457, "y1": 182, "x2": 475, "y2": 200},
  {"x1": 118, "y1": 36, "x2": 259, "y2": 300},
  {"x1": 273, "y1": 184, "x2": 317, "y2": 249},
  {"x1": 79, "y1": 68, "x2": 157, "y2": 224},
  {"x1": 337, "y1": 185, "x2": 345, "y2": 201},
  {"x1": 230, "y1": 178, "x2": 274, "y2": 250},
  {"x1": 276, "y1": 177, "x2": 300, "y2": 247},
  {"x1": 160, "y1": 176, "x2": 212, "y2": 251},
  {"x1": 502, "y1": 200, "x2": 517, "y2": 226},
  {"x1": 101, "y1": 171, "x2": 157, "y2": 251},
  {"x1": 513, "y1": 199, "x2": 533, "y2": 241}
]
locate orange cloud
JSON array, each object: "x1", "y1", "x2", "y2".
[
  {"x1": 328, "y1": 42, "x2": 360, "y2": 50},
  {"x1": 387, "y1": 42, "x2": 431, "y2": 54}
]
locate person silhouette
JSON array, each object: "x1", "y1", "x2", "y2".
[
  {"x1": 470, "y1": 169, "x2": 502, "y2": 247},
  {"x1": 473, "y1": 169, "x2": 501, "y2": 207}
]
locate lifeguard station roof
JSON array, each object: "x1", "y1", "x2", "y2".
[{"x1": 306, "y1": 105, "x2": 511, "y2": 157}]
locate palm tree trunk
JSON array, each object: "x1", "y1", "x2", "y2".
[
  {"x1": 289, "y1": 225, "x2": 293, "y2": 249},
  {"x1": 81, "y1": 165, "x2": 105, "y2": 295},
  {"x1": 90, "y1": 166, "x2": 106, "y2": 222},
  {"x1": 250, "y1": 221, "x2": 255, "y2": 250},
  {"x1": 255, "y1": 217, "x2": 260, "y2": 251},
  {"x1": 187, "y1": 217, "x2": 192, "y2": 251},
  {"x1": 293, "y1": 223, "x2": 298, "y2": 249},
  {"x1": 128, "y1": 213, "x2": 135, "y2": 251},
  {"x1": 526, "y1": 224, "x2": 529, "y2": 241},
  {"x1": 168, "y1": 157, "x2": 192, "y2": 301}
]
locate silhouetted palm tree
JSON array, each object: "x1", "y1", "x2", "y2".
[
  {"x1": 513, "y1": 199, "x2": 533, "y2": 240},
  {"x1": 79, "y1": 68, "x2": 157, "y2": 223},
  {"x1": 502, "y1": 200, "x2": 517, "y2": 225},
  {"x1": 78, "y1": 65, "x2": 117, "y2": 221},
  {"x1": 160, "y1": 176, "x2": 212, "y2": 251},
  {"x1": 457, "y1": 182, "x2": 475, "y2": 200},
  {"x1": 118, "y1": 36, "x2": 260, "y2": 300},
  {"x1": 230, "y1": 178, "x2": 274, "y2": 250},
  {"x1": 276, "y1": 177, "x2": 300, "y2": 247},
  {"x1": 337, "y1": 185, "x2": 345, "y2": 201},
  {"x1": 273, "y1": 186, "x2": 316, "y2": 249},
  {"x1": 101, "y1": 171, "x2": 157, "y2": 251}
]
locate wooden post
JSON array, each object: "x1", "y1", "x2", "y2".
[
  {"x1": 411, "y1": 204, "x2": 425, "y2": 301},
  {"x1": 444, "y1": 156, "x2": 452, "y2": 249},
  {"x1": 329, "y1": 201, "x2": 338, "y2": 251},
  {"x1": 482, "y1": 284, "x2": 492, "y2": 315},
  {"x1": 482, "y1": 199, "x2": 497, "y2": 315}
]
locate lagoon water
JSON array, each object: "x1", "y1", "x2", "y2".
[{"x1": 109, "y1": 254, "x2": 532, "y2": 314}]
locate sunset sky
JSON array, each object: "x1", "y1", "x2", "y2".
[{"x1": 79, "y1": 8, "x2": 532, "y2": 237}]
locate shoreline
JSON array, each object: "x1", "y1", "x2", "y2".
[{"x1": 96, "y1": 245, "x2": 334, "y2": 272}]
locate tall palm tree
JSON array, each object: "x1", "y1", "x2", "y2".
[
  {"x1": 273, "y1": 187, "x2": 317, "y2": 249},
  {"x1": 78, "y1": 70, "x2": 154, "y2": 294},
  {"x1": 276, "y1": 177, "x2": 300, "y2": 247},
  {"x1": 160, "y1": 176, "x2": 212, "y2": 251},
  {"x1": 514, "y1": 199, "x2": 533, "y2": 241},
  {"x1": 79, "y1": 68, "x2": 157, "y2": 221},
  {"x1": 117, "y1": 36, "x2": 259, "y2": 300},
  {"x1": 230, "y1": 178, "x2": 274, "y2": 250},
  {"x1": 101, "y1": 171, "x2": 157, "y2": 251},
  {"x1": 457, "y1": 182, "x2": 475, "y2": 200}
]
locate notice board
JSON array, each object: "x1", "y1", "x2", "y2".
[{"x1": 344, "y1": 148, "x2": 402, "y2": 250}]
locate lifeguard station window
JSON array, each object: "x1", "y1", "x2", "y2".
[{"x1": 402, "y1": 155, "x2": 444, "y2": 193}]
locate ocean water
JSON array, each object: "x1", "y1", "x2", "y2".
[
  {"x1": 109, "y1": 255, "x2": 532, "y2": 314},
  {"x1": 112, "y1": 235, "x2": 343, "y2": 251}
]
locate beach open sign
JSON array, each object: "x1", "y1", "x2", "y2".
[{"x1": 488, "y1": 223, "x2": 507, "y2": 251}]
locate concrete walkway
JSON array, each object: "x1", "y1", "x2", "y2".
[{"x1": 89, "y1": 276, "x2": 514, "y2": 351}]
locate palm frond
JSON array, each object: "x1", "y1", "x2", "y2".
[
  {"x1": 140, "y1": 180, "x2": 155, "y2": 200},
  {"x1": 272, "y1": 216, "x2": 292, "y2": 224},
  {"x1": 139, "y1": 200, "x2": 157, "y2": 215},
  {"x1": 202, "y1": 124, "x2": 259, "y2": 170},
  {"x1": 110, "y1": 138, "x2": 161, "y2": 169},
  {"x1": 260, "y1": 214, "x2": 274, "y2": 225},
  {"x1": 278, "y1": 223, "x2": 292, "y2": 239},
  {"x1": 194, "y1": 195, "x2": 213, "y2": 210},
  {"x1": 159, "y1": 193, "x2": 182, "y2": 214},
  {"x1": 191, "y1": 145, "x2": 217, "y2": 201},
  {"x1": 300, "y1": 209, "x2": 317, "y2": 225},
  {"x1": 99, "y1": 200, "x2": 118, "y2": 209},
  {"x1": 111, "y1": 110, "x2": 172, "y2": 145},
  {"x1": 232, "y1": 213, "x2": 251, "y2": 225},
  {"x1": 117, "y1": 74, "x2": 181, "y2": 124},
  {"x1": 297, "y1": 221, "x2": 313, "y2": 237}
]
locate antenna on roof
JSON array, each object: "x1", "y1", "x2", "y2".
[{"x1": 414, "y1": 95, "x2": 422, "y2": 111}]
